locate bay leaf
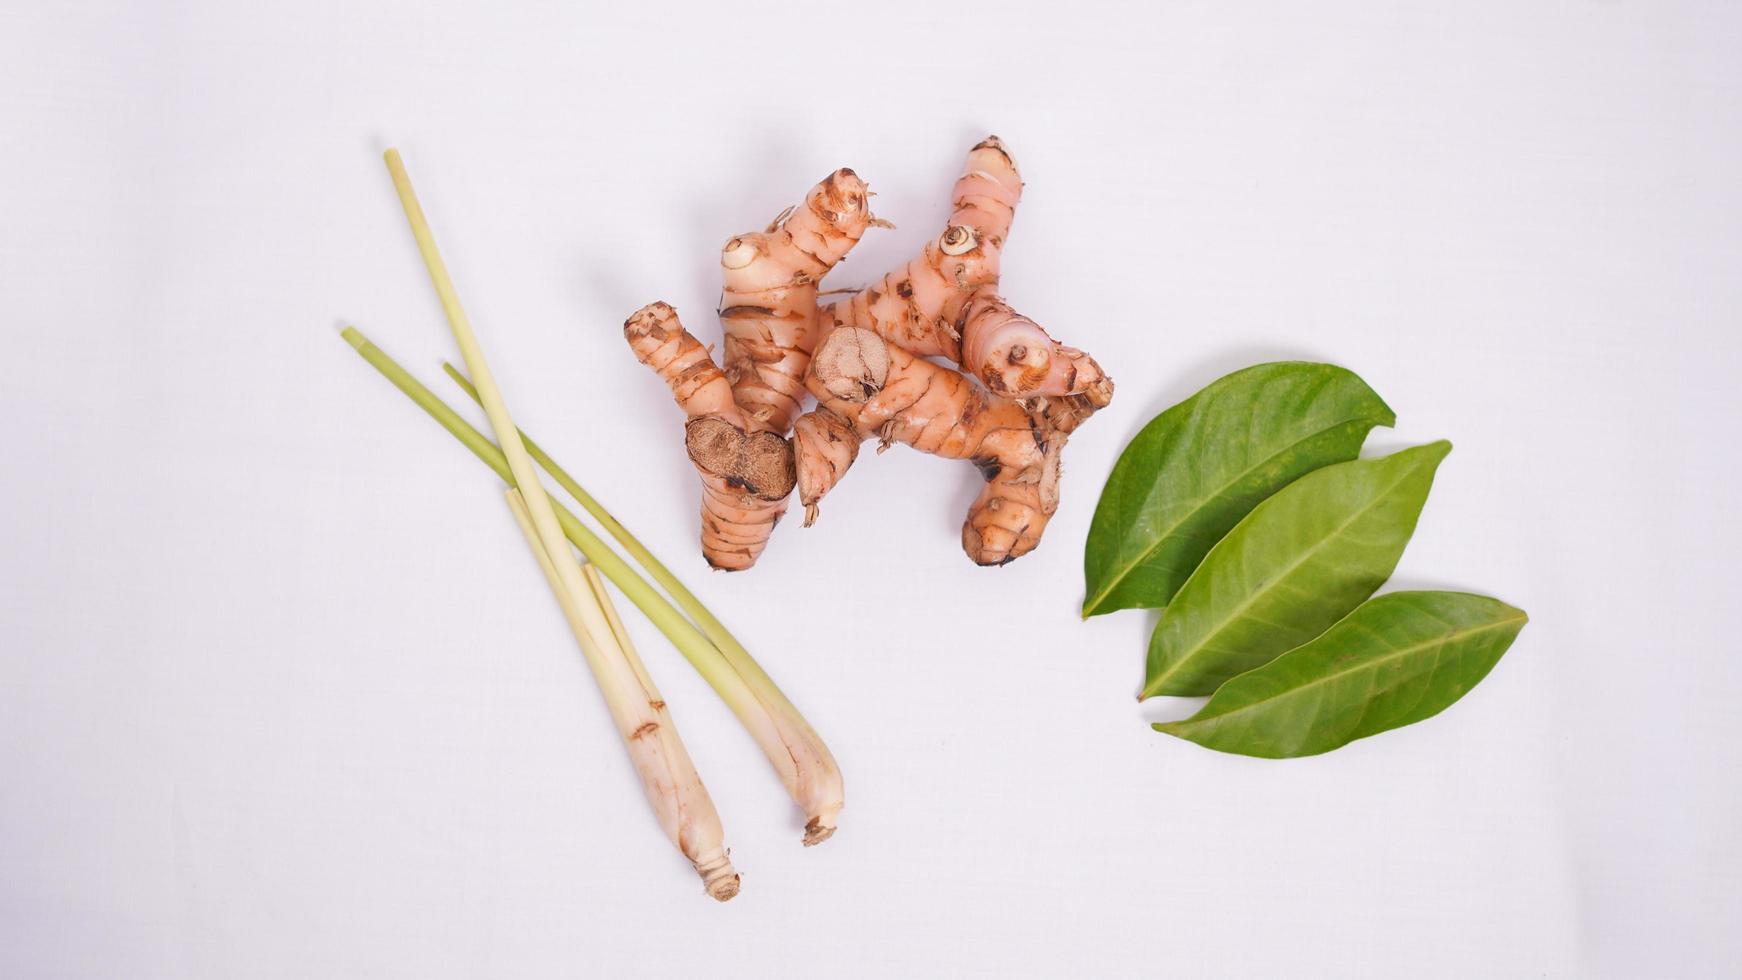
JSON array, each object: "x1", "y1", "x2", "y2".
[
  {"x1": 1154, "y1": 591, "x2": 1527, "y2": 757},
  {"x1": 1142, "y1": 441, "x2": 1451, "y2": 698},
  {"x1": 1082, "y1": 362, "x2": 1393, "y2": 617}
]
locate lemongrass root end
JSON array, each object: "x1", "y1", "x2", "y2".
[
  {"x1": 801, "y1": 818, "x2": 836, "y2": 845},
  {"x1": 802, "y1": 811, "x2": 840, "y2": 847},
  {"x1": 697, "y1": 853, "x2": 742, "y2": 901}
]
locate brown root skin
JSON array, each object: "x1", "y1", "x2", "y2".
[
  {"x1": 958, "y1": 288, "x2": 1108, "y2": 398},
  {"x1": 625, "y1": 302, "x2": 744, "y2": 424},
  {"x1": 719, "y1": 168, "x2": 876, "y2": 436},
  {"x1": 820, "y1": 136, "x2": 1023, "y2": 364},
  {"x1": 793, "y1": 407, "x2": 861, "y2": 522},
  {"x1": 619, "y1": 169, "x2": 877, "y2": 572},
  {"x1": 628, "y1": 137, "x2": 1113, "y2": 569},
  {"x1": 625, "y1": 302, "x2": 792, "y2": 570},
  {"x1": 697, "y1": 479, "x2": 784, "y2": 572},
  {"x1": 962, "y1": 439, "x2": 1064, "y2": 565},
  {"x1": 796, "y1": 326, "x2": 1111, "y2": 565}
]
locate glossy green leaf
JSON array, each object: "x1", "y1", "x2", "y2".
[
  {"x1": 1155, "y1": 591, "x2": 1527, "y2": 757},
  {"x1": 1082, "y1": 363, "x2": 1393, "y2": 617},
  {"x1": 1142, "y1": 441, "x2": 1451, "y2": 697}
]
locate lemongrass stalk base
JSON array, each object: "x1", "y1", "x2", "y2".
[
  {"x1": 804, "y1": 816, "x2": 838, "y2": 847},
  {"x1": 384, "y1": 146, "x2": 738, "y2": 900},
  {"x1": 343, "y1": 326, "x2": 845, "y2": 844},
  {"x1": 442, "y1": 362, "x2": 848, "y2": 843}
]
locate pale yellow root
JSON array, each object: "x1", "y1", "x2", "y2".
[
  {"x1": 626, "y1": 302, "x2": 794, "y2": 571},
  {"x1": 796, "y1": 326, "x2": 1113, "y2": 565},
  {"x1": 719, "y1": 168, "x2": 874, "y2": 436}
]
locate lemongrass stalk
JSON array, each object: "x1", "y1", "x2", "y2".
[
  {"x1": 506, "y1": 491, "x2": 738, "y2": 900},
  {"x1": 342, "y1": 330, "x2": 792, "y2": 776},
  {"x1": 442, "y1": 362, "x2": 845, "y2": 842},
  {"x1": 342, "y1": 328, "x2": 844, "y2": 842},
  {"x1": 583, "y1": 564, "x2": 661, "y2": 700},
  {"x1": 575, "y1": 563, "x2": 747, "y2": 859},
  {"x1": 384, "y1": 149, "x2": 739, "y2": 895},
  {"x1": 343, "y1": 329, "x2": 755, "y2": 710}
]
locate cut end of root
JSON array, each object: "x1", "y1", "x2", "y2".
[
  {"x1": 810, "y1": 326, "x2": 889, "y2": 403},
  {"x1": 969, "y1": 135, "x2": 1020, "y2": 179},
  {"x1": 685, "y1": 417, "x2": 797, "y2": 501},
  {"x1": 704, "y1": 874, "x2": 741, "y2": 902},
  {"x1": 697, "y1": 854, "x2": 742, "y2": 902},
  {"x1": 802, "y1": 817, "x2": 838, "y2": 847}
]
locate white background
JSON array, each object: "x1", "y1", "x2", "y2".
[{"x1": 3, "y1": 1, "x2": 1738, "y2": 977}]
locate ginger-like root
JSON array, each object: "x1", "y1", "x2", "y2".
[
  {"x1": 627, "y1": 137, "x2": 1113, "y2": 569},
  {"x1": 796, "y1": 326, "x2": 1113, "y2": 565},
  {"x1": 957, "y1": 288, "x2": 1108, "y2": 398},
  {"x1": 625, "y1": 302, "x2": 795, "y2": 570},
  {"x1": 720, "y1": 168, "x2": 873, "y2": 435},
  {"x1": 821, "y1": 137, "x2": 1020, "y2": 361},
  {"x1": 791, "y1": 408, "x2": 859, "y2": 528},
  {"x1": 624, "y1": 169, "x2": 876, "y2": 570},
  {"x1": 820, "y1": 139, "x2": 1104, "y2": 399}
]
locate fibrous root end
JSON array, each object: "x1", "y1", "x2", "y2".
[
  {"x1": 802, "y1": 815, "x2": 838, "y2": 847},
  {"x1": 697, "y1": 853, "x2": 742, "y2": 902}
]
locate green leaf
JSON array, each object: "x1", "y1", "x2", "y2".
[
  {"x1": 1142, "y1": 441, "x2": 1451, "y2": 697},
  {"x1": 1082, "y1": 363, "x2": 1394, "y2": 618},
  {"x1": 1155, "y1": 591, "x2": 1527, "y2": 757}
]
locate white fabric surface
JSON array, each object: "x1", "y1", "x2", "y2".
[{"x1": 2, "y1": 1, "x2": 1738, "y2": 977}]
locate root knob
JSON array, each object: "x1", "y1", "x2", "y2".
[
  {"x1": 939, "y1": 224, "x2": 978, "y2": 256},
  {"x1": 720, "y1": 237, "x2": 756, "y2": 269}
]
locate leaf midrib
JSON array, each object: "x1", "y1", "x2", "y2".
[
  {"x1": 1142, "y1": 459, "x2": 1422, "y2": 696},
  {"x1": 1085, "y1": 414, "x2": 1377, "y2": 614},
  {"x1": 1165, "y1": 615, "x2": 1524, "y2": 732}
]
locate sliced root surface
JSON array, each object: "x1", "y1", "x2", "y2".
[
  {"x1": 810, "y1": 326, "x2": 889, "y2": 403},
  {"x1": 685, "y1": 417, "x2": 797, "y2": 501}
]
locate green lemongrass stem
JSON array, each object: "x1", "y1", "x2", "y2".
[
  {"x1": 345, "y1": 329, "x2": 842, "y2": 842},
  {"x1": 343, "y1": 329, "x2": 761, "y2": 715},
  {"x1": 506, "y1": 491, "x2": 738, "y2": 900},
  {"x1": 441, "y1": 362, "x2": 845, "y2": 844},
  {"x1": 449, "y1": 360, "x2": 843, "y2": 842},
  {"x1": 384, "y1": 149, "x2": 739, "y2": 896}
]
